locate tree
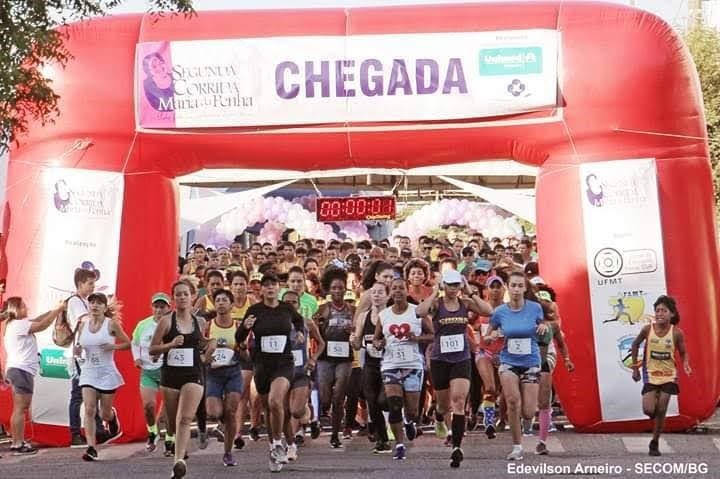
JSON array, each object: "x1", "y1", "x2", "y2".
[
  {"x1": 683, "y1": 24, "x2": 720, "y2": 217},
  {"x1": 0, "y1": 0, "x2": 193, "y2": 154}
]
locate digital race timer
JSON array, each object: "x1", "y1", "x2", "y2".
[{"x1": 316, "y1": 196, "x2": 396, "y2": 222}]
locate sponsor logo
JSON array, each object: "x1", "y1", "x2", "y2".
[{"x1": 479, "y1": 47, "x2": 543, "y2": 76}]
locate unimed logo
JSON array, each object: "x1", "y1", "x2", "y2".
[{"x1": 479, "y1": 47, "x2": 543, "y2": 76}]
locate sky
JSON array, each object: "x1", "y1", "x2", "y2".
[{"x1": 108, "y1": 0, "x2": 692, "y2": 29}]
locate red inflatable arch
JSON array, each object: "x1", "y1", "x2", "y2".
[{"x1": 1, "y1": 1, "x2": 718, "y2": 445}]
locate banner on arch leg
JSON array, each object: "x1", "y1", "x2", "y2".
[
  {"x1": 579, "y1": 158, "x2": 676, "y2": 422},
  {"x1": 32, "y1": 167, "x2": 124, "y2": 427}
]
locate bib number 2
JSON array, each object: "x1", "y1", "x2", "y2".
[{"x1": 507, "y1": 338, "x2": 531, "y2": 355}]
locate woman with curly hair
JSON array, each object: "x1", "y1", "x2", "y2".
[{"x1": 630, "y1": 295, "x2": 691, "y2": 457}]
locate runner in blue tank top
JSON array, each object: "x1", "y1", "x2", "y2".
[
  {"x1": 484, "y1": 271, "x2": 547, "y2": 461},
  {"x1": 417, "y1": 269, "x2": 493, "y2": 469}
]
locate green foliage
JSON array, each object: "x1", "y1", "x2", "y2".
[
  {"x1": 0, "y1": 0, "x2": 193, "y2": 153},
  {"x1": 684, "y1": 25, "x2": 720, "y2": 214}
]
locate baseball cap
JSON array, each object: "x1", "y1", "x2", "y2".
[
  {"x1": 474, "y1": 259, "x2": 493, "y2": 273},
  {"x1": 442, "y1": 269, "x2": 463, "y2": 285},
  {"x1": 87, "y1": 292, "x2": 108, "y2": 305},
  {"x1": 486, "y1": 275, "x2": 504, "y2": 287},
  {"x1": 151, "y1": 292, "x2": 171, "y2": 305},
  {"x1": 249, "y1": 272, "x2": 263, "y2": 283},
  {"x1": 344, "y1": 290, "x2": 357, "y2": 302},
  {"x1": 530, "y1": 276, "x2": 546, "y2": 286}
]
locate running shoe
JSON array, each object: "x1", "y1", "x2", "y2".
[
  {"x1": 212, "y1": 426, "x2": 225, "y2": 443},
  {"x1": 70, "y1": 434, "x2": 87, "y2": 449},
  {"x1": 404, "y1": 422, "x2": 417, "y2": 441},
  {"x1": 104, "y1": 407, "x2": 122, "y2": 443},
  {"x1": 372, "y1": 440, "x2": 392, "y2": 454},
  {"x1": 146, "y1": 432, "x2": 158, "y2": 452},
  {"x1": 343, "y1": 426, "x2": 353, "y2": 440},
  {"x1": 309, "y1": 421, "x2": 321, "y2": 440},
  {"x1": 271, "y1": 443, "x2": 289, "y2": 464},
  {"x1": 496, "y1": 419, "x2": 507, "y2": 432},
  {"x1": 198, "y1": 431, "x2": 209, "y2": 449},
  {"x1": 393, "y1": 444, "x2": 407, "y2": 460},
  {"x1": 249, "y1": 427, "x2": 261, "y2": 441},
  {"x1": 357, "y1": 424, "x2": 368, "y2": 437},
  {"x1": 286, "y1": 443, "x2": 298, "y2": 461},
  {"x1": 535, "y1": 441, "x2": 549, "y2": 455},
  {"x1": 11, "y1": 443, "x2": 38, "y2": 456},
  {"x1": 164, "y1": 440, "x2": 175, "y2": 457},
  {"x1": 330, "y1": 435, "x2": 343, "y2": 449},
  {"x1": 435, "y1": 420, "x2": 448, "y2": 439},
  {"x1": 234, "y1": 435, "x2": 246, "y2": 450},
  {"x1": 171, "y1": 459, "x2": 187, "y2": 479},
  {"x1": 506, "y1": 448, "x2": 523, "y2": 461},
  {"x1": 450, "y1": 447, "x2": 463, "y2": 468},
  {"x1": 269, "y1": 457, "x2": 283, "y2": 473},
  {"x1": 295, "y1": 432, "x2": 305, "y2": 446},
  {"x1": 82, "y1": 445, "x2": 99, "y2": 461},
  {"x1": 649, "y1": 439, "x2": 661, "y2": 457},
  {"x1": 223, "y1": 452, "x2": 237, "y2": 467}
]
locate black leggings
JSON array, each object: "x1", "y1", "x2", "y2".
[
  {"x1": 345, "y1": 367, "x2": 363, "y2": 428},
  {"x1": 361, "y1": 363, "x2": 388, "y2": 442}
]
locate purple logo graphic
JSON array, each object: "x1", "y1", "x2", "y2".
[
  {"x1": 142, "y1": 51, "x2": 174, "y2": 111},
  {"x1": 585, "y1": 173, "x2": 604, "y2": 207},
  {"x1": 137, "y1": 42, "x2": 176, "y2": 128},
  {"x1": 54, "y1": 179, "x2": 70, "y2": 213},
  {"x1": 507, "y1": 79, "x2": 526, "y2": 97}
]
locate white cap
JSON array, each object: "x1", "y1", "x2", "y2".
[
  {"x1": 442, "y1": 269, "x2": 463, "y2": 284},
  {"x1": 530, "y1": 276, "x2": 546, "y2": 285}
]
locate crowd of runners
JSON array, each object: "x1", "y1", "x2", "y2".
[{"x1": 0, "y1": 231, "x2": 690, "y2": 478}]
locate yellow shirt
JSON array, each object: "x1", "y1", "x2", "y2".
[
  {"x1": 231, "y1": 296, "x2": 252, "y2": 321},
  {"x1": 643, "y1": 324, "x2": 676, "y2": 385}
]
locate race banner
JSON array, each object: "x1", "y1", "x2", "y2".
[
  {"x1": 579, "y1": 159, "x2": 677, "y2": 421},
  {"x1": 33, "y1": 168, "x2": 124, "y2": 426},
  {"x1": 135, "y1": 30, "x2": 559, "y2": 128}
]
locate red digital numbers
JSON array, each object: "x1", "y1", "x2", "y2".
[{"x1": 316, "y1": 197, "x2": 396, "y2": 222}]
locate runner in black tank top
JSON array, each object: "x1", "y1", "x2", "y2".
[
  {"x1": 351, "y1": 282, "x2": 391, "y2": 453},
  {"x1": 150, "y1": 280, "x2": 216, "y2": 479},
  {"x1": 416, "y1": 269, "x2": 493, "y2": 469},
  {"x1": 314, "y1": 268, "x2": 355, "y2": 449}
]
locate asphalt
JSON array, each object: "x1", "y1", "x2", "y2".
[{"x1": 2, "y1": 425, "x2": 720, "y2": 479}]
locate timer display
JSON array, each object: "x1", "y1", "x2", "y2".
[{"x1": 316, "y1": 196, "x2": 396, "y2": 222}]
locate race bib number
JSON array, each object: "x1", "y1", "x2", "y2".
[
  {"x1": 261, "y1": 335, "x2": 287, "y2": 354},
  {"x1": 327, "y1": 341, "x2": 350, "y2": 358},
  {"x1": 388, "y1": 343, "x2": 414, "y2": 362},
  {"x1": 88, "y1": 351, "x2": 101, "y2": 366},
  {"x1": 292, "y1": 349, "x2": 304, "y2": 367},
  {"x1": 440, "y1": 334, "x2": 464, "y2": 354},
  {"x1": 507, "y1": 338, "x2": 531, "y2": 355},
  {"x1": 364, "y1": 334, "x2": 383, "y2": 359},
  {"x1": 211, "y1": 347, "x2": 234, "y2": 367},
  {"x1": 167, "y1": 348, "x2": 194, "y2": 367}
]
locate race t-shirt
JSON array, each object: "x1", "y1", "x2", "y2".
[
  {"x1": 132, "y1": 316, "x2": 162, "y2": 370},
  {"x1": 490, "y1": 300, "x2": 543, "y2": 368},
  {"x1": 237, "y1": 302, "x2": 304, "y2": 364}
]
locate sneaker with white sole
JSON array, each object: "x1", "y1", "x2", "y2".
[
  {"x1": 286, "y1": 444, "x2": 298, "y2": 461},
  {"x1": 450, "y1": 447, "x2": 463, "y2": 468},
  {"x1": 198, "y1": 431, "x2": 209, "y2": 450},
  {"x1": 223, "y1": 452, "x2": 237, "y2": 467},
  {"x1": 507, "y1": 448, "x2": 524, "y2": 461},
  {"x1": 271, "y1": 443, "x2": 288, "y2": 464}
]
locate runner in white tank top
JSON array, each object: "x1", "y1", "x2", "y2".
[{"x1": 76, "y1": 293, "x2": 131, "y2": 462}]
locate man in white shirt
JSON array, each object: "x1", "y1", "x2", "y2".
[{"x1": 67, "y1": 268, "x2": 109, "y2": 448}]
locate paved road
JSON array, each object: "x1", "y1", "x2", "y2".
[{"x1": 2, "y1": 428, "x2": 719, "y2": 479}]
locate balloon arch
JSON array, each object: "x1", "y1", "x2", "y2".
[
  {"x1": 1, "y1": 2, "x2": 718, "y2": 445},
  {"x1": 197, "y1": 196, "x2": 522, "y2": 246}
]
